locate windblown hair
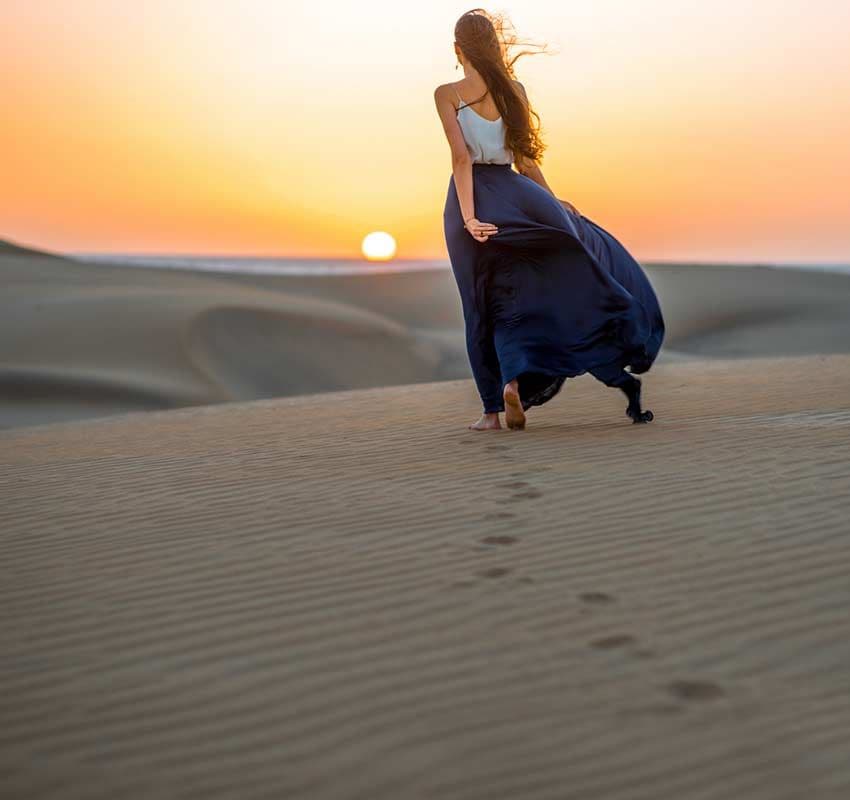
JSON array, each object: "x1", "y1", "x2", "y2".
[{"x1": 454, "y1": 9, "x2": 552, "y2": 165}]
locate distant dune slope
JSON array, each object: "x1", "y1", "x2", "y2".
[
  {"x1": 0, "y1": 237, "x2": 60, "y2": 257},
  {"x1": 2, "y1": 239, "x2": 850, "y2": 429},
  {"x1": 0, "y1": 249, "x2": 452, "y2": 429}
]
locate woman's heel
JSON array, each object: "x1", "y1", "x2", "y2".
[{"x1": 503, "y1": 382, "x2": 527, "y2": 430}]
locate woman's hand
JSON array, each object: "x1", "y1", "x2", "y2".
[
  {"x1": 559, "y1": 198, "x2": 581, "y2": 216},
  {"x1": 464, "y1": 217, "x2": 499, "y2": 242}
]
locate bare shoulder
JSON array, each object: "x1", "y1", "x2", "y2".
[
  {"x1": 433, "y1": 82, "x2": 458, "y2": 100},
  {"x1": 433, "y1": 83, "x2": 451, "y2": 110},
  {"x1": 512, "y1": 79, "x2": 528, "y2": 100},
  {"x1": 434, "y1": 83, "x2": 465, "y2": 116}
]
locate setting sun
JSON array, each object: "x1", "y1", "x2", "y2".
[{"x1": 361, "y1": 231, "x2": 397, "y2": 261}]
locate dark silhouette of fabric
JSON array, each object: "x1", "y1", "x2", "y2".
[{"x1": 443, "y1": 163, "x2": 665, "y2": 413}]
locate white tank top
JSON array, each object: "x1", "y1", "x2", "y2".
[{"x1": 454, "y1": 86, "x2": 513, "y2": 165}]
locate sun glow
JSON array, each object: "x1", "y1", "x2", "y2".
[
  {"x1": 2, "y1": 2, "x2": 849, "y2": 260},
  {"x1": 361, "y1": 231, "x2": 397, "y2": 261}
]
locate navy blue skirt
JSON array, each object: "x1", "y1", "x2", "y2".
[{"x1": 443, "y1": 163, "x2": 665, "y2": 414}]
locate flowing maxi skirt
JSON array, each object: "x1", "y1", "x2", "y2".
[{"x1": 443, "y1": 163, "x2": 665, "y2": 414}]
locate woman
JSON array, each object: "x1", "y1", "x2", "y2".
[{"x1": 435, "y1": 9, "x2": 665, "y2": 431}]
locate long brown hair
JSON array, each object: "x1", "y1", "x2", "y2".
[{"x1": 454, "y1": 9, "x2": 551, "y2": 165}]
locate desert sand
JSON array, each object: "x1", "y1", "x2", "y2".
[
  {"x1": 2, "y1": 353, "x2": 850, "y2": 798},
  {"x1": 2, "y1": 238, "x2": 850, "y2": 798}
]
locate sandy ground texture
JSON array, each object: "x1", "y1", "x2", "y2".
[
  {"x1": 2, "y1": 354, "x2": 850, "y2": 799},
  {"x1": 4, "y1": 237, "x2": 850, "y2": 429}
]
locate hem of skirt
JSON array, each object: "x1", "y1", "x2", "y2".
[
  {"x1": 483, "y1": 341, "x2": 660, "y2": 414},
  {"x1": 502, "y1": 343, "x2": 659, "y2": 385}
]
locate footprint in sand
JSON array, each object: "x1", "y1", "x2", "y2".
[
  {"x1": 496, "y1": 480, "x2": 531, "y2": 489},
  {"x1": 589, "y1": 634, "x2": 637, "y2": 650},
  {"x1": 579, "y1": 591, "x2": 615, "y2": 605},
  {"x1": 479, "y1": 566, "x2": 512, "y2": 579},
  {"x1": 496, "y1": 487, "x2": 544, "y2": 504},
  {"x1": 666, "y1": 679, "x2": 725, "y2": 702},
  {"x1": 487, "y1": 444, "x2": 511, "y2": 452}
]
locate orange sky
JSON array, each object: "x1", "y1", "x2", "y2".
[{"x1": 2, "y1": 1, "x2": 849, "y2": 263}]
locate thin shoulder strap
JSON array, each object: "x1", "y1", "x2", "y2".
[{"x1": 454, "y1": 85, "x2": 466, "y2": 109}]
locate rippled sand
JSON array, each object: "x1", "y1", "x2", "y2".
[{"x1": 2, "y1": 354, "x2": 850, "y2": 798}]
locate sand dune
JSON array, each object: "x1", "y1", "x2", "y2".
[
  {"x1": 2, "y1": 354, "x2": 849, "y2": 798},
  {"x1": 3, "y1": 238, "x2": 850, "y2": 429},
  {"x1": 647, "y1": 263, "x2": 850, "y2": 357},
  {"x1": 0, "y1": 243, "x2": 453, "y2": 428}
]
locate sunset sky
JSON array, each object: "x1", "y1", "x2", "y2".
[{"x1": 3, "y1": 1, "x2": 849, "y2": 263}]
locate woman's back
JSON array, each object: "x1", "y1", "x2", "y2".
[{"x1": 454, "y1": 83, "x2": 513, "y2": 166}]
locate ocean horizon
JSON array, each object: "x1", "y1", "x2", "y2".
[{"x1": 73, "y1": 253, "x2": 850, "y2": 278}]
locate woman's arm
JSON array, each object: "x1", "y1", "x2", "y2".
[
  {"x1": 433, "y1": 85, "x2": 497, "y2": 242},
  {"x1": 436, "y1": 84, "x2": 504, "y2": 414}
]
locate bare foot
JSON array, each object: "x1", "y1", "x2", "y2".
[
  {"x1": 503, "y1": 381, "x2": 526, "y2": 430},
  {"x1": 469, "y1": 412, "x2": 501, "y2": 431}
]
